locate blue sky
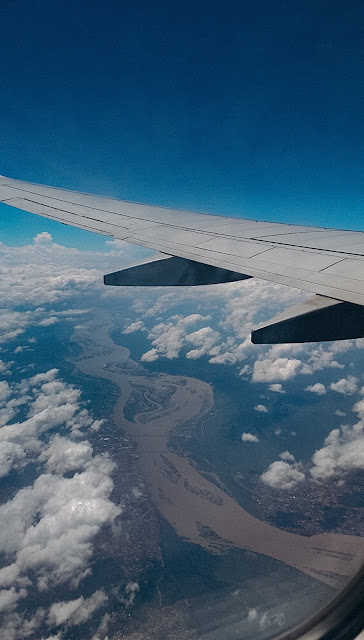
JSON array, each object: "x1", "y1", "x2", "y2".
[{"x1": 0, "y1": 0, "x2": 363, "y2": 249}]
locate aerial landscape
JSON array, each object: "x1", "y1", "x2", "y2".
[
  {"x1": 0, "y1": 1, "x2": 363, "y2": 639},
  {"x1": 0, "y1": 242, "x2": 363, "y2": 639}
]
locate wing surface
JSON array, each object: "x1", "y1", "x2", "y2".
[{"x1": 1, "y1": 175, "x2": 363, "y2": 343}]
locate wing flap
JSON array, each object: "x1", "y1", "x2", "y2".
[
  {"x1": 252, "y1": 295, "x2": 364, "y2": 344},
  {"x1": 104, "y1": 254, "x2": 251, "y2": 287}
]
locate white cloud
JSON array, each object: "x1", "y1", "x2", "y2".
[
  {"x1": 310, "y1": 422, "x2": 364, "y2": 479},
  {"x1": 254, "y1": 404, "x2": 268, "y2": 413},
  {"x1": 129, "y1": 279, "x2": 313, "y2": 369},
  {"x1": 253, "y1": 357, "x2": 302, "y2": 382},
  {"x1": 33, "y1": 232, "x2": 53, "y2": 245},
  {"x1": 0, "y1": 455, "x2": 121, "y2": 591},
  {"x1": 0, "y1": 587, "x2": 27, "y2": 613},
  {"x1": 335, "y1": 410, "x2": 346, "y2": 417},
  {"x1": 123, "y1": 320, "x2": 145, "y2": 334},
  {"x1": 264, "y1": 397, "x2": 364, "y2": 485},
  {"x1": 268, "y1": 383, "x2": 286, "y2": 394},
  {"x1": 141, "y1": 314, "x2": 212, "y2": 361},
  {"x1": 140, "y1": 348, "x2": 159, "y2": 362},
  {"x1": 0, "y1": 441, "x2": 27, "y2": 478},
  {"x1": 105, "y1": 238, "x2": 128, "y2": 248},
  {"x1": 305, "y1": 383, "x2": 326, "y2": 395},
  {"x1": 38, "y1": 316, "x2": 58, "y2": 327},
  {"x1": 0, "y1": 233, "x2": 149, "y2": 310},
  {"x1": 39, "y1": 435, "x2": 93, "y2": 474},
  {"x1": 0, "y1": 309, "x2": 62, "y2": 348},
  {"x1": 261, "y1": 461, "x2": 305, "y2": 490},
  {"x1": 0, "y1": 359, "x2": 12, "y2": 374},
  {"x1": 106, "y1": 271, "x2": 361, "y2": 384},
  {"x1": 1, "y1": 608, "x2": 46, "y2": 640},
  {"x1": 121, "y1": 581, "x2": 140, "y2": 607},
  {"x1": 241, "y1": 432, "x2": 259, "y2": 443},
  {"x1": 301, "y1": 346, "x2": 345, "y2": 374},
  {"x1": 353, "y1": 398, "x2": 364, "y2": 420},
  {"x1": 310, "y1": 395, "x2": 364, "y2": 480},
  {"x1": 259, "y1": 610, "x2": 286, "y2": 629},
  {"x1": 0, "y1": 370, "x2": 121, "y2": 637},
  {"x1": 330, "y1": 376, "x2": 359, "y2": 395},
  {"x1": 279, "y1": 451, "x2": 295, "y2": 462},
  {"x1": 246, "y1": 606, "x2": 285, "y2": 629},
  {"x1": 47, "y1": 590, "x2": 107, "y2": 627},
  {"x1": 239, "y1": 364, "x2": 253, "y2": 377},
  {"x1": 185, "y1": 326, "x2": 220, "y2": 359},
  {"x1": 250, "y1": 340, "x2": 348, "y2": 385},
  {"x1": 247, "y1": 607, "x2": 258, "y2": 622},
  {"x1": 14, "y1": 346, "x2": 28, "y2": 354},
  {"x1": 0, "y1": 381, "x2": 11, "y2": 402}
]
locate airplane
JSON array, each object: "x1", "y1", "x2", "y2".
[
  {"x1": 1, "y1": 173, "x2": 363, "y2": 640},
  {"x1": 1, "y1": 173, "x2": 363, "y2": 345}
]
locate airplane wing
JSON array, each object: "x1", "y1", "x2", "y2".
[{"x1": 1, "y1": 174, "x2": 363, "y2": 344}]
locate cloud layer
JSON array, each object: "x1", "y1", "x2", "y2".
[{"x1": 0, "y1": 369, "x2": 121, "y2": 639}]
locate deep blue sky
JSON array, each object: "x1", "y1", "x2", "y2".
[{"x1": 0, "y1": 0, "x2": 363, "y2": 248}]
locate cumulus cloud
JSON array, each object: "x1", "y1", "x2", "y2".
[
  {"x1": 330, "y1": 376, "x2": 359, "y2": 395},
  {"x1": 247, "y1": 608, "x2": 258, "y2": 622},
  {"x1": 0, "y1": 359, "x2": 12, "y2": 374},
  {"x1": 33, "y1": 232, "x2": 53, "y2": 245},
  {"x1": 129, "y1": 278, "x2": 316, "y2": 369},
  {"x1": 279, "y1": 451, "x2": 295, "y2": 462},
  {"x1": 0, "y1": 450, "x2": 120, "y2": 593},
  {"x1": 0, "y1": 587, "x2": 27, "y2": 613},
  {"x1": 1, "y1": 608, "x2": 47, "y2": 640},
  {"x1": 47, "y1": 590, "x2": 107, "y2": 627},
  {"x1": 0, "y1": 232, "x2": 149, "y2": 309},
  {"x1": 246, "y1": 606, "x2": 285, "y2": 629},
  {"x1": 0, "y1": 369, "x2": 105, "y2": 481},
  {"x1": 305, "y1": 383, "x2": 326, "y2": 395},
  {"x1": 253, "y1": 357, "x2": 302, "y2": 382},
  {"x1": 0, "y1": 370, "x2": 121, "y2": 638},
  {"x1": 0, "y1": 380, "x2": 11, "y2": 403},
  {"x1": 268, "y1": 383, "x2": 286, "y2": 394},
  {"x1": 121, "y1": 581, "x2": 140, "y2": 607},
  {"x1": 39, "y1": 435, "x2": 93, "y2": 474},
  {"x1": 0, "y1": 308, "x2": 69, "y2": 347},
  {"x1": 241, "y1": 432, "x2": 259, "y2": 443},
  {"x1": 123, "y1": 320, "x2": 145, "y2": 334},
  {"x1": 140, "y1": 348, "x2": 159, "y2": 363},
  {"x1": 300, "y1": 345, "x2": 344, "y2": 374},
  {"x1": 106, "y1": 266, "x2": 360, "y2": 384},
  {"x1": 353, "y1": 398, "x2": 364, "y2": 421},
  {"x1": 38, "y1": 316, "x2": 58, "y2": 327},
  {"x1": 310, "y1": 402, "x2": 364, "y2": 479},
  {"x1": 254, "y1": 404, "x2": 268, "y2": 413},
  {"x1": 185, "y1": 326, "x2": 220, "y2": 359},
  {"x1": 263, "y1": 395, "x2": 364, "y2": 487},
  {"x1": 261, "y1": 461, "x2": 305, "y2": 490},
  {"x1": 140, "y1": 314, "x2": 214, "y2": 361},
  {"x1": 250, "y1": 340, "x2": 348, "y2": 385}
]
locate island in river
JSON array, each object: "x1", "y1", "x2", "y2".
[{"x1": 69, "y1": 309, "x2": 364, "y2": 596}]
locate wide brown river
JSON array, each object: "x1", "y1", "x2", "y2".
[{"x1": 70, "y1": 310, "x2": 364, "y2": 590}]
